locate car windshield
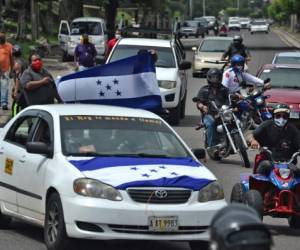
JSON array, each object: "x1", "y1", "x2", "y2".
[
  {"x1": 199, "y1": 39, "x2": 232, "y2": 52},
  {"x1": 259, "y1": 68, "x2": 300, "y2": 88},
  {"x1": 60, "y1": 115, "x2": 190, "y2": 158},
  {"x1": 182, "y1": 21, "x2": 198, "y2": 27},
  {"x1": 252, "y1": 21, "x2": 266, "y2": 25},
  {"x1": 109, "y1": 44, "x2": 176, "y2": 68},
  {"x1": 70, "y1": 21, "x2": 103, "y2": 35},
  {"x1": 274, "y1": 56, "x2": 300, "y2": 64}
]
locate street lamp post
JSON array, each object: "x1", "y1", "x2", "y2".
[
  {"x1": 237, "y1": 0, "x2": 240, "y2": 9},
  {"x1": 189, "y1": 0, "x2": 193, "y2": 18},
  {"x1": 203, "y1": 0, "x2": 206, "y2": 16}
]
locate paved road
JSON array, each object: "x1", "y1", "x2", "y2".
[{"x1": 1, "y1": 29, "x2": 299, "y2": 250}]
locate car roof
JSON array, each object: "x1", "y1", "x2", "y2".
[
  {"x1": 23, "y1": 104, "x2": 160, "y2": 119},
  {"x1": 275, "y1": 51, "x2": 300, "y2": 57},
  {"x1": 117, "y1": 38, "x2": 171, "y2": 48},
  {"x1": 72, "y1": 17, "x2": 105, "y2": 23},
  {"x1": 202, "y1": 36, "x2": 233, "y2": 41},
  {"x1": 261, "y1": 64, "x2": 300, "y2": 69}
]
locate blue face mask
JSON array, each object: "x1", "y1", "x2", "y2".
[{"x1": 274, "y1": 117, "x2": 288, "y2": 127}]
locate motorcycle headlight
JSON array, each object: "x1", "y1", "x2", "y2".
[
  {"x1": 158, "y1": 80, "x2": 176, "y2": 89},
  {"x1": 216, "y1": 124, "x2": 224, "y2": 133},
  {"x1": 74, "y1": 178, "x2": 123, "y2": 201},
  {"x1": 255, "y1": 96, "x2": 264, "y2": 105},
  {"x1": 223, "y1": 110, "x2": 233, "y2": 121},
  {"x1": 198, "y1": 181, "x2": 224, "y2": 202},
  {"x1": 279, "y1": 168, "x2": 291, "y2": 179}
]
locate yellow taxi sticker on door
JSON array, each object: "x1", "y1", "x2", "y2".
[{"x1": 5, "y1": 158, "x2": 14, "y2": 175}]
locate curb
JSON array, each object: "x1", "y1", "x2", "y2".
[{"x1": 272, "y1": 27, "x2": 300, "y2": 49}]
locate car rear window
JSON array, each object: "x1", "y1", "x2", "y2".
[
  {"x1": 252, "y1": 21, "x2": 267, "y2": 25},
  {"x1": 259, "y1": 67, "x2": 300, "y2": 88},
  {"x1": 109, "y1": 44, "x2": 176, "y2": 68},
  {"x1": 199, "y1": 39, "x2": 232, "y2": 52},
  {"x1": 182, "y1": 21, "x2": 198, "y2": 27}
]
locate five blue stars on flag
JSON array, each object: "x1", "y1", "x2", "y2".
[{"x1": 96, "y1": 78, "x2": 122, "y2": 98}]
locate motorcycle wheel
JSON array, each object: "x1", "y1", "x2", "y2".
[
  {"x1": 243, "y1": 190, "x2": 263, "y2": 220},
  {"x1": 204, "y1": 138, "x2": 222, "y2": 161},
  {"x1": 233, "y1": 134, "x2": 251, "y2": 168},
  {"x1": 288, "y1": 215, "x2": 300, "y2": 229},
  {"x1": 230, "y1": 183, "x2": 244, "y2": 203}
]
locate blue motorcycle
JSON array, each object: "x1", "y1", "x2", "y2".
[{"x1": 230, "y1": 147, "x2": 300, "y2": 228}]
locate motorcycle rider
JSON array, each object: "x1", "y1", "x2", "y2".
[
  {"x1": 222, "y1": 54, "x2": 270, "y2": 97},
  {"x1": 210, "y1": 203, "x2": 273, "y2": 250},
  {"x1": 193, "y1": 68, "x2": 228, "y2": 150},
  {"x1": 221, "y1": 35, "x2": 251, "y2": 61},
  {"x1": 249, "y1": 103, "x2": 300, "y2": 176}
]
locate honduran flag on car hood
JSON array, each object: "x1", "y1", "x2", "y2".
[
  {"x1": 68, "y1": 157, "x2": 216, "y2": 190},
  {"x1": 56, "y1": 53, "x2": 162, "y2": 111}
]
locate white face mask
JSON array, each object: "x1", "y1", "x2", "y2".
[
  {"x1": 274, "y1": 117, "x2": 288, "y2": 127},
  {"x1": 115, "y1": 34, "x2": 121, "y2": 39}
]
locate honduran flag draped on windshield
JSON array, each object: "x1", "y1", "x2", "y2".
[{"x1": 56, "y1": 53, "x2": 162, "y2": 111}]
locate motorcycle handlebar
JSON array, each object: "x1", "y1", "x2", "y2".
[{"x1": 261, "y1": 147, "x2": 300, "y2": 164}]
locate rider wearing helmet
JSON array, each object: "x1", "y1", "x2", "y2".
[
  {"x1": 222, "y1": 35, "x2": 251, "y2": 61},
  {"x1": 193, "y1": 68, "x2": 228, "y2": 148},
  {"x1": 249, "y1": 103, "x2": 300, "y2": 175},
  {"x1": 11, "y1": 44, "x2": 28, "y2": 116},
  {"x1": 210, "y1": 204, "x2": 273, "y2": 250},
  {"x1": 222, "y1": 54, "x2": 270, "y2": 95}
]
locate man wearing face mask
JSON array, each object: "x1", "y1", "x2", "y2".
[
  {"x1": 0, "y1": 31, "x2": 13, "y2": 110},
  {"x1": 20, "y1": 53, "x2": 62, "y2": 105},
  {"x1": 105, "y1": 29, "x2": 121, "y2": 60},
  {"x1": 249, "y1": 104, "x2": 300, "y2": 175},
  {"x1": 74, "y1": 34, "x2": 97, "y2": 71}
]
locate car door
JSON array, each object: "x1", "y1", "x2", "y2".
[
  {"x1": 17, "y1": 111, "x2": 54, "y2": 221},
  {"x1": 58, "y1": 20, "x2": 70, "y2": 51},
  {"x1": 174, "y1": 43, "x2": 187, "y2": 100},
  {"x1": 0, "y1": 113, "x2": 39, "y2": 214}
]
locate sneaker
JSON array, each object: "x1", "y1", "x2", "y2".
[{"x1": 2, "y1": 105, "x2": 8, "y2": 110}]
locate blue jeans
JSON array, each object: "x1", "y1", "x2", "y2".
[
  {"x1": 0, "y1": 72, "x2": 9, "y2": 106},
  {"x1": 203, "y1": 114, "x2": 216, "y2": 147}
]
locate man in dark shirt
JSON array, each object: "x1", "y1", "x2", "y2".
[
  {"x1": 221, "y1": 35, "x2": 250, "y2": 61},
  {"x1": 20, "y1": 53, "x2": 62, "y2": 105},
  {"x1": 249, "y1": 103, "x2": 300, "y2": 175},
  {"x1": 74, "y1": 34, "x2": 97, "y2": 71},
  {"x1": 193, "y1": 68, "x2": 228, "y2": 147}
]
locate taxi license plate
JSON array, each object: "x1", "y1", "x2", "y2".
[
  {"x1": 290, "y1": 111, "x2": 300, "y2": 119},
  {"x1": 148, "y1": 216, "x2": 179, "y2": 232}
]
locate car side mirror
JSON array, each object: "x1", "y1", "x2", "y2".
[
  {"x1": 179, "y1": 61, "x2": 191, "y2": 70},
  {"x1": 192, "y1": 148, "x2": 206, "y2": 159},
  {"x1": 26, "y1": 142, "x2": 53, "y2": 157}
]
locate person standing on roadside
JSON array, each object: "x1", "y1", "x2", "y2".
[
  {"x1": 20, "y1": 53, "x2": 62, "y2": 106},
  {"x1": 0, "y1": 30, "x2": 13, "y2": 110},
  {"x1": 11, "y1": 45, "x2": 27, "y2": 116},
  {"x1": 105, "y1": 29, "x2": 121, "y2": 60},
  {"x1": 74, "y1": 33, "x2": 97, "y2": 71}
]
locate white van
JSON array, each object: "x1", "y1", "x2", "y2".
[{"x1": 58, "y1": 17, "x2": 107, "y2": 61}]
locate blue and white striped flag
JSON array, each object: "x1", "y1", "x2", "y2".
[{"x1": 57, "y1": 53, "x2": 162, "y2": 111}]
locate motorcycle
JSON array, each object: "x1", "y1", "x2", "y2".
[
  {"x1": 219, "y1": 26, "x2": 228, "y2": 37},
  {"x1": 213, "y1": 26, "x2": 219, "y2": 36},
  {"x1": 231, "y1": 147, "x2": 300, "y2": 228},
  {"x1": 195, "y1": 99, "x2": 250, "y2": 168}
]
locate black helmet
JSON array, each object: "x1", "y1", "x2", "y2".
[
  {"x1": 210, "y1": 204, "x2": 273, "y2": 250},
  {"x1": 233, "y1": 35, "x2": 243, "y2": 45},
  {"x1": 273, "y1": 103, "x2": 290, "y2": 115},
  {"x1": 13, "y1": 44, "x2": 22, "y2": 57},
  {"x1": 207, "y1": 68, "x2": 222, "y2": 87}
]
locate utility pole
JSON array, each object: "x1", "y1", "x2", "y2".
[
  {"x1": 237, "y1": 0, "x2": 240, "y2": 9},
  {"x1": 189, "y1": 0, "x2": 193, "y2": 18},
  {"x1": 203, "y1": 0, "x2": 206, "y2": 16}
]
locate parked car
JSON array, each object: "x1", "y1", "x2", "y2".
[
  {"x1": 0, "y1": 104, "x2": 227, "y2": 250},
  {"x1": 194, "y1": 17, "x2": 209, "y2": 35},
  {"x1": 203, "y1": 16, "x2": 216, "y2": 30},
  {"x1": 239, "y1": 17, "x2": 251, "y2": 29},
  {"x1": 106, "y1": 37, "x2": 191, "y2": 125},
  {"x1": 192, "y1": 36, "x2": 233, "y2": 77},
  {"x1": 179, "y1": 20, "x2": 206, "y2": 38},
  {"x1": 272, "y1": 51, "x2": 300, "y2": 64},
  {"x1": 250, "y1": 19, "x2": 269, "y2": 34},
  {"x1": 228, "y1": 20, "x2": 241, "y2": 31},
  {"x1": 256, "y1": 64, "x2": 300, "y2": 127},
  {"x1": 58, "y1": 17, "x2": 107, "y2": 61}
]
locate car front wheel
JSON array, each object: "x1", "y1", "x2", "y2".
[
  {"x1": 0, "y1": 208, "x2": 11, "y2": 229},
  {"x1": 44, "y1": 192, "x2": 74, "y2": 250},
  {"x1": 168, "y1": 101, "x2": 181, "y2": 126}
]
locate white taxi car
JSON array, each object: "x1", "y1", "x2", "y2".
[
  {"x1": 106, "y1": 37, "x2": 191, "y2": 126},
  {"x1": 0, "y1": 104, "x2": 226, "y2": 250}
]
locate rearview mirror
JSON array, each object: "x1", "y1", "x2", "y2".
[
  {"x1": 179, "y1": 61, "x2": 191, "y2": 70},
  {"x1": 26, "y1": 142, "x2": 53, "y2": 157},
  {"x1": 192, "y1": 148, "x2": 206, "y2": 159}
]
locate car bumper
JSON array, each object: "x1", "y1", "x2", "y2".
[
  {"x1": 228, "y1": 27, "x2": 240, "y2": 30},
  {"x1": 160, "y1": 88, "x2": 180, "y2": 109},
  {"x1": 62, "y1": 195, "x2": 226, "y2": 240},
  {"x1": 251, "y1": 29, "x2": 268, "y2": 32}
]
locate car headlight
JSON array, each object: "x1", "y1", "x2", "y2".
[
  {"x1": 198, "y1": 181, "x2": 224, "y2": 202},
  {"x1": 73, "y1": 178, "x2": 123, "y2": 201},
  {"x1": 223, "y1": 110, "x2": 233, "y2": 122},
  {"x1": 158, "y1": 80, "x2": 176, "y2": 89}
]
